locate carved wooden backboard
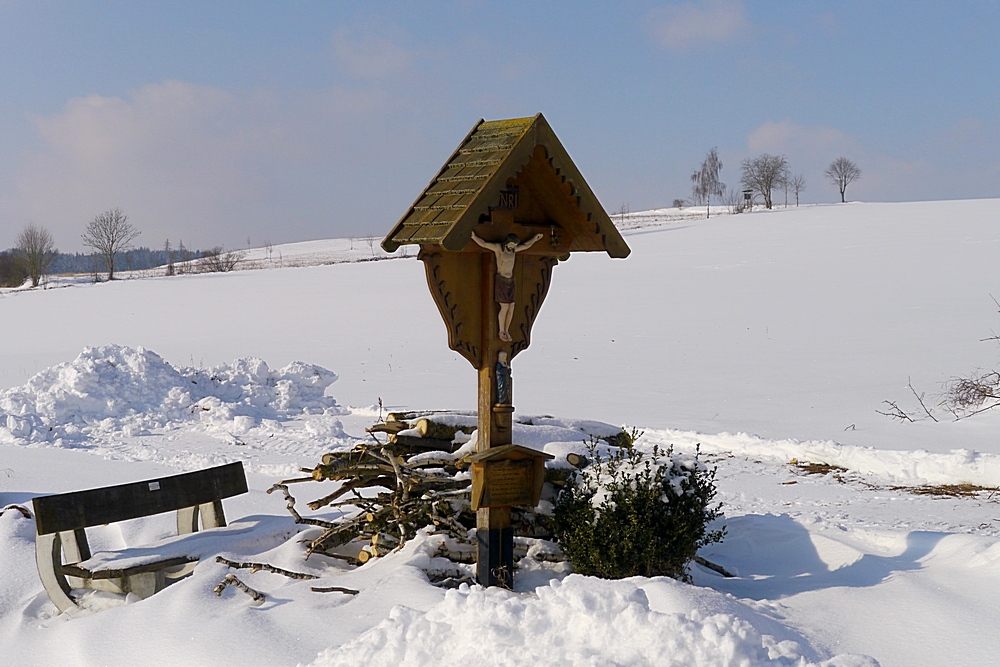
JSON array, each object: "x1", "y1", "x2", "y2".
[{"x1": 419, "y1": 247, "x2": 558, "y2": 369}]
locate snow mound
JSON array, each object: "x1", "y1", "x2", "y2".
[
  {"x1": 0, "y1": 345, "x2": 344, "y2": 445},
  {"x1": 307, "y1": 575, "x2": 876, "y2": 667}
]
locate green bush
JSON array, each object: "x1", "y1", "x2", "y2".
[
  {"x1": 553, "y1": 430, "x2": 725, "y2": 581},
  {"x1": 0, "y1": 251, "x2": 28, "y2": 288}
]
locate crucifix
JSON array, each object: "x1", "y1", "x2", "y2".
[
  {"x1": 471, "y1": 232, "x2": 543, "y2": 341},
  {"x1": 381, "y1": 113, "x2": 630, "y2": 588}
]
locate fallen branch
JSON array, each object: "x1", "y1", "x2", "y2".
[
  {"x1": 908, "y1": 378, "x2": 938, "y2": 422},
  {"x1": 267, "y1": 483, "x2": 336, "y2": 528},
  {"x1": 876, "y1": 399, "x2": 915, "y2": 422},
  {"x1": 216, "y1": 556, "x2": 319, "y2": 580},
  {"x1": 310, "y1": 585, "x2": 359, "y2": 595},
  {"x1": 306, "y1": 474, "x2": 392, "y2": 510},
  {"x1": 213, "y1": 574, "x2": 265, "y2": 604},
  {"x1": 275, "y1": 476, "x2": 316, "y2": 486},
  {"x1": 694, "y1": 555, "x2": 734, "y2": 577},
  {"x1": 381, "y1": 446, "x2": 409, "y2": 502}
]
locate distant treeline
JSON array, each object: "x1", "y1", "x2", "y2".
[{"x1": 6, "y1": 246, "x2": 211, "y2": 275}]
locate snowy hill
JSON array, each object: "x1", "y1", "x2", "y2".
[{"x1": 3, "y1": 199, "x2": 1000, "y2": 665}]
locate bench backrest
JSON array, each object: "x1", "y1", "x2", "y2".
[{"x1": 32, "y1": 462, "x2": 247, "y2": 535}]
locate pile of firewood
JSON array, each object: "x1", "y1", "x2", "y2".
[{"x1": 267, "y1": 411, "x2": 584, "y2": 565}]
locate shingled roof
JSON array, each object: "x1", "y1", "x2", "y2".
[{"x1": 382, "y1": 113, "x2": 629, "y2": 258}]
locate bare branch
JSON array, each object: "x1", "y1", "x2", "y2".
[
  {"x1": 908, "y1": 378, "x2": 938, "y2": 422},
  {"x1": 215, "y1": 556, "x2": 319, "y2": 580},
  {"x1": 213, "y1": 574, "x2": 265, "y2": 604},
  {"x1": 876, "y1": 400, "x2": 915, "y2": 422},
  {"x1": 310, "y1": 585, "x2": 359, "y2": 594},
  {"x1": 0, "y1": 504, "x2": 33, "y2": 519},
  {"x1": 941, "y1": 371, "x2": 1000, "y2": 417},
  {"x1": 266, "y1": 483, "x2": 337, "y2": 528}
]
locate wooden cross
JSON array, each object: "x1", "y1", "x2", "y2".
[{"x1": 382, "y1": 114, "x2": 629, "y2": 587}]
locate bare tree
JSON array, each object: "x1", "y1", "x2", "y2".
[
  {"x1": 790, "y1": 174, "x2": 806, "y2": 206},
  {"x1": 691, "y1": 148, "x2": 725, "y2": 218},
  {"x1": 81, "y1": 208, "x2": 140, "y2": 280},
  {"x1": 825, "y1": 157, "x2": 861, "y2": 203},
  {"x1": 740, "y1": 154, "x2": 787, "y2": 210},
  {"x1": 723, "y1": 185, "x2": 746, "y2": 214},
  {"x1": 617, "y1": 203, "x2": 630, "y2": 228},
  {"x1": 16, "y1": 224, "x2": 57, "y2": 287},
  {"x1": 164, "y1": 239, "x2": 175, "y2": 276}
]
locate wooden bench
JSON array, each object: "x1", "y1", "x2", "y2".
[{"x1": 31, "y1": 462, "x2": 248, "y2": 613}]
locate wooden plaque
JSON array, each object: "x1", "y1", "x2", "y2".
[{"x1": 472, "y1": 459, "x2": 533, "y2": 509}]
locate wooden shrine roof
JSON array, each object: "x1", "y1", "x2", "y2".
[{"x1": 382, "y1": 113, "x2": 629, "y2": 258}]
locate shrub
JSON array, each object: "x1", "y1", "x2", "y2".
[
  {"x1": 0, "y1": 251, "x2": 28, "y2": 287},
  {"x1": 197, "y1": 246, "x2": 246, "y2": 273},
  {"x1": 553, "y1": 430, "x2": 724, "y2": 581}
]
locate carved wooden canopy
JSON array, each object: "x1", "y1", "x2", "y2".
[
  {"x1": 382, "y1": 113, "x2": 629, "y2": 258},
  {"x1": 383, "y1": 114, "x2": 630, "y2": 369}
]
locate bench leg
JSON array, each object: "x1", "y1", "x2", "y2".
[
  {"x1": 177, "y1": 506, "x2": 199, "y2": 534},
  {"x1": 125, "y1": 571, "x2": 163, "y2": 599},
  {"x1": 177, "y1": 500, "x2": 226, "y2": 533},
  {"x1": 199, "y1": 500, "x2": 227, "y2": 528},
  {"x1": 60, "y1": 529, "x2": 91, "y2": 589},
  {"x1": 35, "y1": 533, "x2": 79, "y2": 613}
]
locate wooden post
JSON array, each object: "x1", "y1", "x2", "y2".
[{"x1": 476, "y1": 232, "x2": 515, "y2": 588}]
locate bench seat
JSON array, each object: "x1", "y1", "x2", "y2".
[{"x1": 32, "y1": 462, "x2": 249, "y2": 613}]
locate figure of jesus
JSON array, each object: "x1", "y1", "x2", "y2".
[{"x1": 471, "y1": 231, "x2": 544, "y2": 341}]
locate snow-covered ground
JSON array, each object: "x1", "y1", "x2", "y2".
[{"x1": 3, "y1": 199, "x2": 1000, "y2": 665}]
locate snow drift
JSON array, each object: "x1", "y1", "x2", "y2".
[{"x1": 0, "y1": 344, "x2": 344, "y2": 446}]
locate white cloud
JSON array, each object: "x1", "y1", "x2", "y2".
[
  {"x1": 647, "y1": 0, "x2": 750, "y2": 51},
  {"x1": 0, "y1": 80, "x2": 412, "y2": 251},
  {"x1": 747, "y1": 120, "x2": 855, "y2": 158},
  {"x1": 332, "y1": 27, "x2": 412, "y2": 78}
]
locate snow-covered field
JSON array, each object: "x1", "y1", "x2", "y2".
[{"x1": 3, "y1": 199, "x2": 1000, "y2": 666}]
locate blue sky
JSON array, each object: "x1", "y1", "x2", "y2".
[{"x1": 1, "y1": 1, "x2": 998, "y2": 252}]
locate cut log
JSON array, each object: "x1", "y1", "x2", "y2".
[
  {"x1": 544, "y1": 467, "x2": 574, "y2": 487},
  {"x1": 388, "y1": 434, "x2": 457, "y2": 453},
  {"x1": 434, "y1": 544, "x2": 476, "y2": 564},
  {"x1": 321, "y1": 452, "x2": 355, "y2": 466},
  {"x1": 566, "y1": 452, "x2": 589, "y2": 469},
  {"x1": 367, "y1": 421, "x2": 410, "y2": 435},
  {"x1": 386, "y1": 410, "x2": 474, "y2": 423},
  {"x1": 415, "y1": 418, "x2": 474, "y2": 441}
]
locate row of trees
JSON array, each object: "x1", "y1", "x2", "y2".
[
  {"x1": 0, "y1": 208, "x2": 139, "y2": 288},
  {"x1": 688, "y1": 149, "x2": 861, "y2": 216},
  {"x1": 3, "y1": 207, "x2": 243, "y2": 288}
]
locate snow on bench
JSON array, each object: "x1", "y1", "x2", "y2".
[{"x1": 32, "y1": 462, "x2": 248, "y2": 613}]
